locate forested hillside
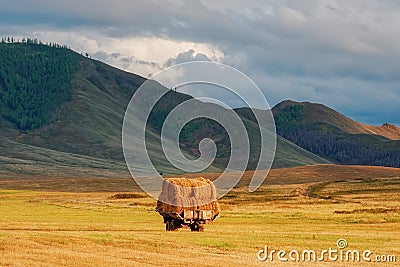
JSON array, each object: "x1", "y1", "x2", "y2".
[
  {"x1": 147, "y1": 92, "x2": 331, "y2": 170},
  {"x1": 0, "y1": 40, "x2": 79, "y2": 130},
  {"x1": 0, "y1": 41, "x2": 331, "y2": 176},
  {"x1": 1, "y1": 40, "x2": 397, "y2": 175},
  {"x1": 273, "y1": 101, "x2": 400, "y2": 168}
]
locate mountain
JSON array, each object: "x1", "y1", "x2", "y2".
[
  {"x1": 0, "y1": 42, "x2": 330, "y2": 178},
  {"x1": 359, "y1": 123, "x2": 400, "y2": 140},
  {"x1": 273, "y1": 100, "x2": 400, "y2": 167}
]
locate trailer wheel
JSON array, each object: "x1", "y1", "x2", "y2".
[
  {"x1": 166, "y1": 220, "x2": 179, "y2": 231},
  {"x1": 198, "y1": 224, "x2": 204, "y2": 232},
  {"x1": 190, "y1": 223, "x2": 204, "y2": 232},
  {"x1": 166, "y1": 220, "x2": 174, "y2": 231},
  {"x1": 171, "y1": 220, "x2": 179, "y2": 231}
]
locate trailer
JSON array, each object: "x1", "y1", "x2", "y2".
[
  {"x1": 156, "y1": 177, "x2": 220, "y2": 232},
  {"x1": 157, "y1": 209, "x2": 219, "y2": 232}
]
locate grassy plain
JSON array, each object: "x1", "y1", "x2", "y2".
[{"x1": 0, "y1": 165, "x2": 399, "y2": 266}]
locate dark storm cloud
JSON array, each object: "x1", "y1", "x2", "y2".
[{"x1": 1, "y1": 0, "x2": 400, "y2": 125}]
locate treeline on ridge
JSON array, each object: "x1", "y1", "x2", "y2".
[{"x1": 0, "y1": 38, "x2": 80, "y2": 130}]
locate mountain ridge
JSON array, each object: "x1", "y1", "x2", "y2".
[
  {"x1": 273, "y1": 100, "x2": 400, "y2": 139},
  {"x1": 1, "y1": 42, "x2": 398, "y2": 178},
  {"x1": 272, "y1": 100, "x2": 400, "y2": 167},
  {"x1": 0, "y1": 42, "x2": 331, "y2": 177},
  {"x1": 359, "y1": 122, "x2": 400, "y2": 140}
]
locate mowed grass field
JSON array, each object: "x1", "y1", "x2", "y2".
[{"x1": 0, "y1": 165, "x2": 399, "y2": 266}]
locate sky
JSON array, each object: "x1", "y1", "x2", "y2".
[{"x1": 1, "y1": 0, "x2": 399, "y2": 125}]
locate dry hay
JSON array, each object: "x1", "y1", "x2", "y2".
[{"x1": 156, "y1": 177, "x2": 219, "y2": 215}]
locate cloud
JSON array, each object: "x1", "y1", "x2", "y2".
[
  {"x1": 165, "y1": 49, "x2": 212, "y2": 67},
  {"x1": 7, "y1": 30, "x2": 223, "y2": 77},
  {"x1": 1, "y1": 0, "x2": 400, "y2": 125}
]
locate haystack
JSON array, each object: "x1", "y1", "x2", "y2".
[{"x1": 156, "y1": 177, "x2": 219, "y2": 215}]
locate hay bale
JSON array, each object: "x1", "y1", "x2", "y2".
[{"x1": 157, "y1": 177, "x2": 219, "y2": 215}]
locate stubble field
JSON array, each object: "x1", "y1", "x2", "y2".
[{"x1": 0, "y1": 165, "x2": 399, "y2": 266}]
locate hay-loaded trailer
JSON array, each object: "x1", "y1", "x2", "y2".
[{"x1": 156, "y1": 177, "x2": 219, "y2": 232}]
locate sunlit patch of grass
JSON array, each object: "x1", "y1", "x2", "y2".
[
  {"x1": 0, "y1": 191, "x2": 17, "y2": 195},
  {"x1": 195, "y1": 239, "x2": 235, "y2": 249},
  {"x1": 0, "y1": 170, "x2": 399, "y2": 266}
]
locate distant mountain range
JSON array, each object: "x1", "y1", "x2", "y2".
[{"x1": 0, "y1": 42, "x2": 398, "y2": 177}]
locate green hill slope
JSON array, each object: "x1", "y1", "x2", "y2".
[{"x1": 0, "y1": 42, "x2": 330, "y2": 177}]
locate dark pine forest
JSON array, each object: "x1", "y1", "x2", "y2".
[{"x1": 0, "y1": 38, "x2": 79, "y2": 130}]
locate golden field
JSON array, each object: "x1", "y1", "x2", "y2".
[{"x1": 0, "y1": 165, "x2": 399, "y2": 266}]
